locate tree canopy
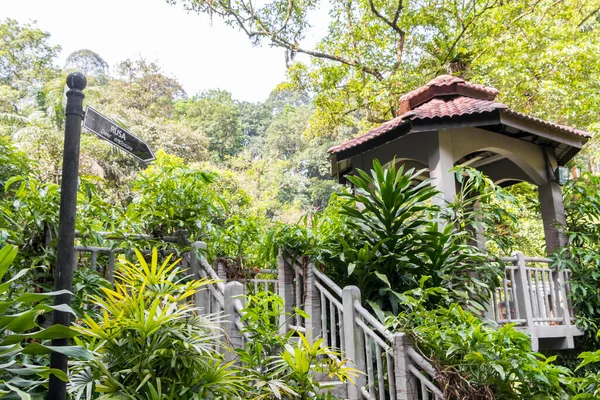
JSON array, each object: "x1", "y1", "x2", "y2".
[{"x1": 168, "y1": 0, "x2": 600, "y2": 144}]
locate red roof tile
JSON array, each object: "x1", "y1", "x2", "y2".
[
  {"x1": 502, "y1": 109, "x2": 590, "y2": 139},
  {"x1": 328, "y1": 75, "x2": 591, "y2": 155},
  {"x1": 403, "y1": 97, "x2": 506, "y2": 120},
  {"x1": 327, "y1": 116, "x2": 407, "y2": 154}
]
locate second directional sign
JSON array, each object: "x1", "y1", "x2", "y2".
[{"x1": 83, "y1": 106, "x2": 155, "y2": 162}]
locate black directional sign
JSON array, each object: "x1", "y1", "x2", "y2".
[{"x1": 83, "y1": 106, "x2": 155, "y2": 162}]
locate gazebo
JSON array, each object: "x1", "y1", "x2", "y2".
[
  {"x1": 328, "y1": 75, "x2": 591, "y2": 255},
  {"x1": 327, "y1": 75, "x2": 592, "y2": 350}
]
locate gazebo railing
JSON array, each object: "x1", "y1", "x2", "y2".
[{"x1": 489, "y1": 251, "x2": 579, "y2": 350}]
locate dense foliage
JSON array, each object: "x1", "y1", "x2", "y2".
[
  {"x1": 388, "y1": 283, "x2": 571, "y2": 399},
  {"x1": 69, "y1": 248, "x2": 244, "y2": 399},
  {"x1": 1, "y1": 9, "x2": 600, "y2": 400},
  {"x1": 236, "y1": 291, "x2": 358, "y2": 399},
  {"x1": 0, "y1": 244, "x2": 91, "y2": 398},
  {"x1": 169, "y1": 0, "x2": 600, "y2": 153},
  {"x1": 553, "y1": 173, "x2": 600, "y2": 338}
]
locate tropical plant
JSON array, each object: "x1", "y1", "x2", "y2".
[
  {"x1": 236, "y1": 291, "x2": 359, "y2": 399},
  {"x1": 388, "y1": 281, "x2": 571, "y2": 399},
  {"x1": 71, "y1": 268, "x2": 112, "y2": 320},
  {"x1": 337, "y1": 159, "x2": 438, "y2": 311},
  {"x1": 337, "y1": 159, "x2": 497, "y2": 312},
  {"x1": 552, "y1": 173, "x2": 600, "y2": 338},
  {"x1": 570, "y1": 347, "x2": 600, "y2": 399},
  {"x1": 0, "y1": 244, "x2": 91, "y2": 398},
  {"x1": 69, "y1": 247, "x2": 244, "y2": 399},
  {"x1": 124, "y1": 151, "x2": 226, "y2": 241},
  {"x1": 449, "y1": 166, "x2": 531, "y2": 255}
]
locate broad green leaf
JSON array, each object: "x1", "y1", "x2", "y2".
[{"x1": 21, "y1": 343, "x2": 93, "y2": 360}]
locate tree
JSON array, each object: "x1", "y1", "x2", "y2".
[
  {"x1": 110, "y1": 58, "x2": 186, "y2": 118},
  {"x1": 168, "y1": 0, "x2": 600, "y2": 140},
  {"x1": 176, "y1": 89, "x2": 245, "y2": 160},
  {"x1": 64, "y1": 49, "x2": 109, "y2": 83},
  {"x1": 0, "y1": 19, "x2": 59, "y2": 90},
  {"x1": 265, "y1": 105, "x2": 311, "y2": 160}
]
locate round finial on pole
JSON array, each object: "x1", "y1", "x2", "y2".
[{"x1": 66, "y1": 72, "x2": 87, "y2": 91}]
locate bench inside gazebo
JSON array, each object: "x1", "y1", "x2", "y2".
[{"x1": 327, "y1": 75, "x2": 591, "y2": 351}]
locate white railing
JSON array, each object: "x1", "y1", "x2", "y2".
[
  {"x1": 278, "y1": 255, "x2": 443, "y2": 400},
  {"x1": 489, "y1": 251, "x2": 580, "y2": 351},
  {"x1": 70, "y1": 231, "x2": 581, "y2": 397}
]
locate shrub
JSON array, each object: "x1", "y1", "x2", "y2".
[
  {"x1": 69, "y1": 248, "x2": 244, "y2": 399},
  {"x1": 388, "y1": 282, "x2": 570, "y2": 399},
  {"x1": 124, "y1": 151, "x2": 226, "y2": 240},
  {"x1": 236, "y1": 291, "x2": 359, "y2": 399},
  {"x1": 338, "y1": 159, "x2": 497, "y2": 313},
  {"x1": 0, "y1": 244, "x2": 91, "y2": 398},
  {"x1": 552, "y1": 172, "x2": 600, "y2": 338}
]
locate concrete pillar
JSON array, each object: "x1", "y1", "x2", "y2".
[
  {"x1": 342, "y1": 286, "x2": 366, "y2": 400},
  {"x1": 224, "y1": 281, "x2": 245, "y2": 363},
  {"x1": 188, "y1": 242, "x2": 209, "y2": 312},
  {"x1": 428, "y1": 130, "x2": 456, "y2": 206},
  {"x1": 217, "y1": 260, "x2": 227, "y2": 283},
  {"x1": 512, "y1": 251, "x2": 537, "y2": 350},
  {"x1": 393, "y1": 333, "x2": 418, "y2": 400},
  {"x1": 538, "y1": 181, "x2": 567, "y2": 255},
  {"x1": 304, "y1": 262, "x2": 322, "y2": 344},
  {"x1": 277, "y1": 250, "x2": 294, "y2": 334}
]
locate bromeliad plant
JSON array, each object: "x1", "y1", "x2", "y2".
[
  {"x1": 0, "y1": 244, "x2": 91, "y2": 398},
  {"x1": 69, "y1": 247, "x2": 244, "y2": 399}
]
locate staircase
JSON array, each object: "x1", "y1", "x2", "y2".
[
  {"x1": 68, "y1": 232, "x2": 581, "y2": 400},
  {"x1": 191, "y1": 250, "x2": 444, "y2": 400}
]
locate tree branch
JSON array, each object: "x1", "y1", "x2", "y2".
[
  {"x1": 367, "y1": 0, "x2": 405, "y2": 63},
  {"x1": 440, "y1": 0, "x2": 499, "y2": 67},
  {"x1": 578, "y1": 5, "x2": 600, "y2": 28},
  {"x1": 511, "y1": 0, "x2": 543, "y2": 24},
  {"x1": 188, "y1": 0, "x2": 386, "y2": 80},
  {"x1": 272, "y1": 37, "x2": 385, "y2": 80}
]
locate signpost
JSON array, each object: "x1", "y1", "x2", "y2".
[
  {"x1": 83, "y1": 106, "x2": 155, "y2": 162},
  {"x1": 48, "y1": 74, "x2": 154, "y2": 400}
]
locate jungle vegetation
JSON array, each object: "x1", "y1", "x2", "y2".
[{"x1": 1, "y1": 4, "x2": 600, "y2": 397}]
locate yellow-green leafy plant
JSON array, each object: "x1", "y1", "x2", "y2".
[
  {"x1": 236, "y1": 291, "x2": 359, "y2": 400},
  {"x1": 69, "y1": 248, "x2": 245, "y2": 399}
]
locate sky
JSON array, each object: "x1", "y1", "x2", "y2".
[{"x1": 0, "y1": 0, "x2": 327, "y2": 102}]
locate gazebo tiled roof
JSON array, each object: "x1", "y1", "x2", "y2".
[{"x1": 328, "y1": 75, "x2": 591, "y2": 155}]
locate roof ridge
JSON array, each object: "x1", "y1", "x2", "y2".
[{"x1": 397, "y1": 75, "x2": 499, "y2": 114}]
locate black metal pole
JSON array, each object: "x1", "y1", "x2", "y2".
[{"x1": 48, "y1": 72, "x2": 86, "y2": 400}]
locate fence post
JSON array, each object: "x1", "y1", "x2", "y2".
[
  {"x1": 343, "y1": 285, "x2": 366, "y2": 400},
  {"x1": 107, "y1": 251, "x2": 115, "y2": 284},
  {"x1": 224, "y1": 281, "x2": 244, "y2": 363},
  {"x1": 305, "y1": 261, "x2": 322, "y2": 344},
  {"x1": 556, "y1": 269, "x2": 574, "y2": 348},
  {"x1": 189, "y1": 242, "x2": 210, "y2": 314},
  {"x1": 393, "y1": 333, "x2": 418, "y2": 400},
  {"x1": 278, "y1": 250, "x2": 294, "y2": 334},
  {"x1": 513, "y1": 251, "x2": 537, "y2": 350}
]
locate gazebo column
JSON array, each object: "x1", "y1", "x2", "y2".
[
  {"x1": 428, "y1": 130, "x2": 456, "y2": 206},
  {"x1": 539, "y1": 181, "x2": 568, "y2": 255}
]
